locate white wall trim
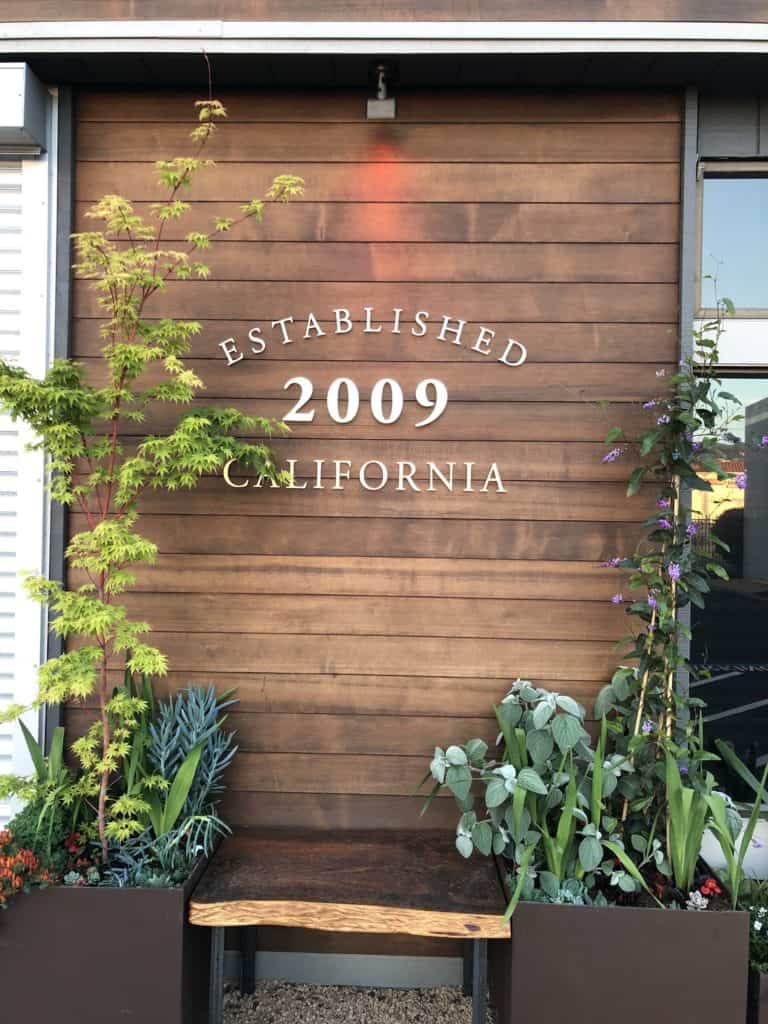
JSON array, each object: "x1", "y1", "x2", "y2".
[{"x1": 1, "y1": 20, "x2": 768, "y2": 54}]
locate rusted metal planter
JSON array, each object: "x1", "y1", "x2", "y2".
[
  {"x1": 489, "y1": 902, "x2": 749, "y2": 1024},
  {"x1": 0, "y1": 860, "x2": 210, "y2": 1024},
  {"x1": 749, "y1": 968, "x2": 768, "y2": 1023}
]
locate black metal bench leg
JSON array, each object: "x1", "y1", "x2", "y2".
[
  {"x1": 240, "y1": 926, "x2": 257, "y2": 995},
  {"x1": 463, "y1": 940, "x2": 474, "y2": 996},
  {"x1": 471, "y1": 939, "x2": 488, "y2": 1024},
  {"x1": 209, "y1": 926, "x2": 225, "y2": 1024}
]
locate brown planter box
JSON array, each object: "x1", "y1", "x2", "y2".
[
  {"x1": 749, "y1": 968, "x2": 768, "y2": 1023},
  {"x1": 489, "y1": 902, "x2": 749, "y2": 1024},
  {"x1": 0, "y1": 860, "x2": 210, "y2": 1024}
]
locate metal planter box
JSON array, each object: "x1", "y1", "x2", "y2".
[
  {"x1": 749, "y1": 969, "x2": 768, "y2": 1024},
  {"x1": 489, "y1": 902, "x2": 749, "y2": 1024},
  {"x1": 0, "y1": 861, "x2": 210, "y2": 1024}
]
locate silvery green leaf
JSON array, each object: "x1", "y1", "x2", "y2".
[
  {"x1": 594, "y1": 685, "x2": 614, "y2": 719},
  {"x1": 520, "y1": 683, "x2": 541, "y2": 702},
  {"x1": 456, "y1": 834, "x2": 474, "y2": 859},
  {"x1": 492, "y1": 831, "x2": 507, "y2": 856},
  {"x1": 465, "y1": 738, "x2": 488, "y2": 764},
  {"x1": 630, "y1": 833, "x2": 646, "y2": 853},
  {"x1": 472, "y1": 821, "x2": 493, "y2": 856},
  {"x1": 486, "y1": 778, "x2": 508, "y2": 808},
  {"x1": 602, "y1": 772, "x2": 617, "y2": 797},
  {"x1": 618, "y1": 873, "x2": 638, "y2": 893},
  {"x1": 579, "y1": 836, "x2": 603, "y2": 872},
  {"x1": 539, "y1": 871, "x2": 560, "y2": 900},
  {"x1": 581, "y1": 822, "x2": 599, "y2": 838},
  {"x1": 446, "y1": 765, "x2": 473, "y2": 802},
  {"x1": 552, "y1": 772, "x2": 570, "y2": 787},
  {"x1": 430, "y1": 748, "x2": 446, "y2": 784},
  {"x1": 458, "y1": 811, "x2": 477, "y2": 834},
  {"x1": 517, "y1": 767, "x2": 548, "y2": 796},
  {"x1": 552, "y1": 713, "x2": 588, "y2": 753},
  {"x1": 489, "y1": 804, "x2": 504, "y2": 828},
  {"x1": 556, "y1": 695, "x2": 584, "y2": 719},
  {"x1": 446, "y1": 745, "x2": 469, "y2": 766},
  {"x1": 602, "y1": 816, "x2": 618, "y2": 833},
  {"x1": 526, "y1": 728, "x2": 554, "y2": 764},
  {"x1": 532, "y1": 701, "x2": 554, "y2": 730},
  {"x1": 495, "y1": 763, "x2": 518, "y2": 781},
  {"x1": 524, "y1": 830, "x2": 540, "y2": 845},
  {"x1": 572, "y1": 807, "x2": 588, "y2": 824},
  {"x1": 545, "y1": 787, "x2": 563, "y2": 811}
]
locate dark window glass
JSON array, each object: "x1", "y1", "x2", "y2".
[
  {"x1": 700, "y1": 177, "x2": 768, "y2": 310},
  {"x1": 691, "y1": 377, "x2": 768, "y2": 795}
]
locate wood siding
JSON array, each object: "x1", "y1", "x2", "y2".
[
  {"x1": 70, "y1": 89, "x2": 681, "y2": 837},
  {"x1": 1, "y1": 1, "x2": 764, "y2": 21}
]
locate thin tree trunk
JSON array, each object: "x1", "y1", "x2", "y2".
[{"x1": 97, "y1": 647, "x2": 110, "y2": 864}]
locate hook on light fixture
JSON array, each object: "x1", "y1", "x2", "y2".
[{"x1": 367, "y1": 63, "x2": 397, "y2": 120}]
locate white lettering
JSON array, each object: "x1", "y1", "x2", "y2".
[
  {"x1": 480, "y1": 463, "x2": 506, "y2": 493},
  {"x1": 360, "y1": 460, "x2": 388, "y2": 491},
  {"x1": 364, "y1": 306, "x2": 383, "y2": 334},
  {"x1": 411, "y1": 310, "x2": 430, "y2": 337},
  {"x1": 437, "y1": 316, "x2": 466, "y2": 347},
  {"x1": 427, "y1": 463, "x2": 455, "y2": 492},
  {"x1": 396, "y1": 461, "x2": 420, "y2": 492},
  {"x1": 222, "y1": 458, "x2": 248, "y2": 487},
  {"x1": 314, "y1": 459, "x2": 325, "y2": 490},
  {"x1": 248, "y1": 326, "x2": 266, "y2": 355},
  {"x1": 392, "y1": 307, "x2": 403, "y2": 334},
  {"x1": 471, "y1": 326, "x2": 496, "y2": 356},
  {"x1": 333, "y1": 460, "x2": 352, "y2": 490},
  {"x1": 499, "y1": 338, "x2": 528, "y2": 367},
  {"x1": 464, "y1": 463, "x2": 475, "y2": 492},
  {"x1": 272, "y1": 316, "x2": 295, "y2": 345},
  {"x1": 334, "y1": 308, "x2": 353, "y2": 334},
  {"x1": 285, "y1": 459, "x2": 308, "y2": 490},
  {"x1": 219, "y1": 338, "x2": 243, "y2": 366},
  {"x1": 304, "y1": 312, "x2": 326, "y2": 339}
]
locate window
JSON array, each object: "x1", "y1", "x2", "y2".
[{"x1": 692, "y1": 168, "x2": 768, "y2": 795}]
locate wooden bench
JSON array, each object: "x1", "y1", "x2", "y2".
[{"x1": 189, "y1": 828, "x2": 509, "y2": 1024}]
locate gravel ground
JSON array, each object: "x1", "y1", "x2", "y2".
[{"x1": 224, "y1": 982, "x2": 493, "y2": 1024}]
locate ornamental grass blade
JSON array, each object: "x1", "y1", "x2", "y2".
[
  {"x1": 19, "y1": 719, "x2": 46, "y2": 782},
  {"x1": 603, "y1": 840, "x2": 663, "y2": 907},
  {"x1": 48, "y1": 726, "x2": 65, "y2": 781},
  {"x1": 501, "y1": 843, "x2": 536, "y2": 926},
  {"x1": 162, "y1": 741, "x2": 203, "y2": 834},
  {"x1": 715, "y1": 739, "x2": 768, "y2": 803}
]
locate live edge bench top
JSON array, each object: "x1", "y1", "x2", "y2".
[{"x1": 188, "y1": 829, "x2": 508, "y2": 940}]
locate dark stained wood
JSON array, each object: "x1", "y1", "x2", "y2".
[
  {"x1": 131, "y1": 478, "x2": 656, "y2": 522},
  {"x1": 77, "y1": 122, "x2": 681, "y2": 163},
  {"x1": 74, "y1": 200, "x2": 680, "y2": 244},
  {"x1": 77, "y1": 91, "x2": 682, "y2": 124},
  {"x1": 85, "y1": 631, "x2": 623, "y2": 680},
  {"x1": 188, "y1": 829, "x2": 507, "y2": 937},
  {"x1": 2, "y1": 1, "x2": 764, "y2": 21},
  {"x1": 71, "y1": 554, "x2": 626, "y2": 601},
  {"x1": 98, "y1": 240, "x2": 679, "y2": 284},
  {"x1": 73, "y1": 280, "x2": 678, "y2": 322},
  {"x1": 75, "y1": 357, "x2": 675, "y2": 400},
  {"x1": 119, "y1": 398, "x2": 655, "y2": 442},
  {"x1": 115, "y1": 592, "x2": 629, "y2": 641},
  {"x1": 69, "y1": 513, "x2": 648, "y2": 560},
  {"x1": 243, "y1": 927, "x2": 461, "y2": 959},
  {"x1": 75, "y1": 161, "x2": 681, "y2": 203},
  {"x1": 73, "y1": 319, "x2": 678, "y2": 364}
]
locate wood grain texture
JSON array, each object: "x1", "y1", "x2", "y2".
[
  {"x1": 67, "y1": 89, "x2": 680, "y2": 858},
  {"x1": 77, "y1": 122, "x2": 681, "y2": 164},
  {"x1": 77, "y1": 91, "x2": 682, "y2": 124},
  {"x1": 75, "y1": 162, "x2": 680, "y2": 203},
  {"x1": 74, "y1": 200, "x2": 680, "y2": 244},
  {"x1": 3, "y1": 2, "x2": 765, "y2": 21},
  {"x1": 188, "y1": 830, "x2": 507, "y2": 938}
]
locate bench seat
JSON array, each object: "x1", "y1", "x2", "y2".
[{"x1": 189, "y1": 828, "x2": 509, "y2": 1024}]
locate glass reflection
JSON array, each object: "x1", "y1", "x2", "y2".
[
  {"x1": 701, "y1": 177, "x2": 768, "y2": 310},
  {"x1": 691, "y1": 377, "x2": 768, "y2": 796}
]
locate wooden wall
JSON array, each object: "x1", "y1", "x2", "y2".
[
  {"x1": 1, "y1": 1, "x2": 763, "y2": 21},
  {"x1": 70, "y1": 89, "x2": 681, "y2": 841}
]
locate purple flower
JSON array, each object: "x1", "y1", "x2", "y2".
[
  {"x1": 658, "y1": 518, "x2": 672, "y2": 530},
  {"x1": 601, "y1": 557, "x2": 621, "y2": 568},
  {"x1": 692, "y1": 441, "x2": 704, "y2": 453},
  {"x1": 657, "y1": 498, "x2": 672, "y2": 509},
  {"x1": 679, "y1": 764, "x2": 689, "y2": 776},
  {"x1": 602, "y1": 448, "x2": 622, "y2": 464},
  {"x1": 761, "y1": 436, "x2": 768, "y2": 448},
  {"x1": 642, "y1": 400, "x2": 657, "y2": 409},
  {"x1": 751, "y1": 838, "x2": 763, "y2": 850},
  {"x1": 611, "y1": 593, "x2": 624, "y2": 605},
  {"x1": 736, "y1": 472, "x2": 747, "y2": 490},
  {"x1": 648, "y1": 595, "x2": 659, "y2": 610},
  {"x1": 657, "y1": 414, "x2": 671, "y2": 426},
  {"x1": 668, "y1": 563, "x2": 682, "y2": 582},
  {"x1": 686, "y1": 522, "x2": 699, "y2": 537},
  {"x1": 641, "y1": 719, "x2": 654, "y2": 735}
]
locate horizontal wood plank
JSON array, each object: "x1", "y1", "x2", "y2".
[
  {"x1": 114, "y1": 592, "x2": 629, "y2": 641},
  {"x1": 74, "y1": 200, "x2": 680, "y2": 244},
  {"x1": 72, "y1": 320, "x2": 678, "y2": 364},
  {"x1": 71, "y1": 554, "x2": 625, "y2": 600},
  {"x1": 77, "y1": 122, "x2": 681, "y2": 163},
  {"x1": 69, "y1": 513, "x2": 644, "y2": 560},
  {"x1": 77, "y1": 91, "x2": 682, "y2": 124},
  {"x1": 95, "y1": 671, "x2": 603, "y2": 717},
  {"x1": 75, "y1": 162, "x2": 681, "y2": 203}
]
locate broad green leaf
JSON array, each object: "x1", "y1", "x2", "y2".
[
  {"x1": 552, "y1": 714, "x2": 587, "y2": 753},
  {"x1": 472, "y1": 821, "x2": 493, "y2": 856},
  {"x1": 446, "y1": 745, "x2": 468, "y2": 767},
  {"x1": 486, "y1": 778, "x2": 508, "y2": 809},
  {"x1": 456, "y1": 834, "x2": 474, "y2": 859},
  {"x1": 446, "y1": 765, "x2": 473, "y2": 803},
  {"x1": 161, "y1": 741, "x2": 203, "y2": 833},
  {"x1": 526, "y1": 729, "x2": 554, "y2": 765},
  {"x1": 578, "y1": 836, "x2": 603, "y2": 872},
  {"x1": 517, "y1": 767, "x2": 548, "y2": 796}
]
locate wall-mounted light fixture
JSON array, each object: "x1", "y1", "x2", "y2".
[{"x1": 366, "y1": 64, "x2": 396, "y2": 120}]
